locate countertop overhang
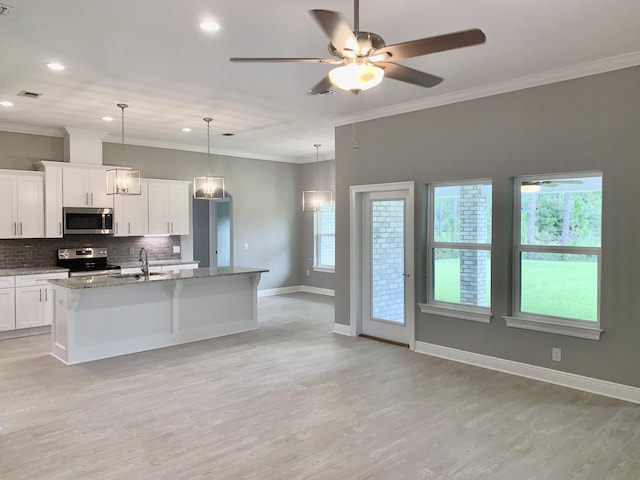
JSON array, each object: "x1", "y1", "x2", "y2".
[{"x1": 49, "y1": 266, "x2": 268, "y2": 290}]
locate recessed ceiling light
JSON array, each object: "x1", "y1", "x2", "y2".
[
  {"x1": 0, "y1": 100, "x2": 13, "y2": 107},
  {"x1": 102, "y1": 116, "x2": 114, "y2": 122},
  {"x1": 47, "y1": 62, "x2": 65, "y2": 71},
  {"x1": 200, "y1": 20, "x2": 220, "y2": 32},
  {"x1": 181, "y1": 127, "x2": 192, "y2": 132}
]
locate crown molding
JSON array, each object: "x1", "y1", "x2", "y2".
[
  {"x1": 0, "y1": 122, "x2": 64, "y2": 138},
  {"x1": 333, "y1": 51, "x2": 640, "y2": 126},
  {"x1": 101, "y1": 135, "x2": 297, "y2": 163}
]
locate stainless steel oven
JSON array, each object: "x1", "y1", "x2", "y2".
[
  {"x1": 56, "y1": 248, "x2": 121, "y2": 277},
  {"x1": 63, "y1": 207, "x2": 114, "y2": 235}
]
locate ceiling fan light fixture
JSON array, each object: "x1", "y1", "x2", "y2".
[
  {"x1": 521, "y1": 183, "x2": 542, "y2": 193},
  {"x1": 328, "y1": 62, "x2": 384, "y2": 93}
]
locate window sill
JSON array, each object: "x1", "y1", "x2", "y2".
[
  {"x1": 418, "y1": 303, "x2": 492, "y2": 324},
  {"x1": 503, "y1": 315, "x2": 602, "y2": 340},
  {"x1": 312, "y1": 266, "x2": 335, "y2": 274}
]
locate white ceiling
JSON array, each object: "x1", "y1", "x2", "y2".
[{"x1": 1, "y1": 0, "x2": 639, "y2": 163}]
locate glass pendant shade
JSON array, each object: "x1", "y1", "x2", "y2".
[
  {"x1": 194, "y1": 117, "x2": 226, "y2": 200},
  {"x1": 194, "y1": 175, "x2": 225, "y2": 199},
  {"x1": 303, "y1": 190, "x2": 333, "y2": 212},
  {"x1": 328, "y1": 63, "x2": 384, "y2": 93},
  {"x1": 106, "y1": 168, "x2": 141, "y2": 195},
  {"x1": 107, "y1": 103, "x2": 141, "y2": 195}
]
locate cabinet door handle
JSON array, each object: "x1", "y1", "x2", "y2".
[
  {"x1": 115, "y1": 222, "x2": 118, "y2": 234},
  {"x1": 85, "y1": 193, "x2": 89, "y2": 205},
  {"x1": 59, "y1": 222, "x2": 62, "y2": 235},
  {"x1": 91, "y1": 193, "x2": 94, "y2": 205},
  {"x1": 128, "y1": 222, "x2": 131, "y2": 234},
  {"x1": 167, "y1": 222, "x2": 170, "y2": 233},
  {"x1": 45, "y1": 288, "x2": 48, "y2": 302},
  {"x1": 19, "y1": 222, "x2": 23, "y2": 236},
  {"x1": 40, "y1": 288, "x2": 42, "y2": 302},
  {"x1": 171, "y1": 222, "x2": 174, "y2": 233},
  {"x1": 13, "y1": 222, "x2": 16, "y2": 235}
]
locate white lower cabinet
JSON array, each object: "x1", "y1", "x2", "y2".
[
  {"x1": 0, "y1": 277, "x2": 16, "y2": 331},
  {"x1": 13, "y1": 273, "x2": 67, "y2": 330}
]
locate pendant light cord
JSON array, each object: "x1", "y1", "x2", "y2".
[
  {"x1": 117, "y1": 103, "x2": 128, "y2": 167},
  {"x1": 204, "y1": 117, "x2": 213, "y2": 176}
]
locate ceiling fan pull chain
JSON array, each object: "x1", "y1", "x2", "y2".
[{"x1": 351, "y1": 93, "x2": 358, "y2": 150}]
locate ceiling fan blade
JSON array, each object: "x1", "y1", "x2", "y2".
[
  {"x1": 378, "y1": 62, "x2": 443, "y2": 88},
  {"x1": 230, "y1": 57, "x2": 342, "y2": 64},
  {"x1": 375, "y1": 29, "x2": 486, "y2": 61},
  {"x1": 306, "y1": 76, "x2": 334, "y2": 96},
  {"x1": 310, "y1": 9, "x2": 359, "y2": 54}
]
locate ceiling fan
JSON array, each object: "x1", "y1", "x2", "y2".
[
  {"x1": 521, "y1": 180, "x2": 584, "y2": 193},
  {"x1": 229, "y1": 0, "x2": 486, "y2": 95}
]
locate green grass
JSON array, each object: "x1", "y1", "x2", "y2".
[{"x1": 434, "y1": 258, "x2": 598, "y2": 321}]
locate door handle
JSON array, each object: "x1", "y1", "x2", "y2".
[
  {"x1": 59, "y1": 222, "x2": 62, "y2": 235},
  {"x1": 91, "y1": 193, "x2": 94, "y2": 205},
  {"x1": 85, "y1": 193, "x2": 89, "y2": 205},
  {"x1": 167, "y1": 222, "x2": 170, "y2": 233},
  {"x1": 40, "y1": 288, "x2": 42, "y2": 302},
  {"x1": 13, "y1": 222, "x2": 16, "y2": 235},
  {"x1": 402, "y1": 273, "x2": 410, "y2": 278},
  {"x1": 115, "y1": 222, "x2": 118, "y2": 234},
  {"x1": 171, "y1": 222, "x2": 174, "y2": 233},
  {"x1": 128, "y1": 222, "x2": 131, "y2": 234},
  {"x1": 19, "y1": 222, "x2": 23, "y2": 236}
]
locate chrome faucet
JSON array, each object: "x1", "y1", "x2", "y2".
[{"x1": 139, "y1": 247, "x2": 149, "y2": 278}]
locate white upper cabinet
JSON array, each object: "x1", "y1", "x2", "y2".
[
  {"x1": 147, "y1": 179, "x2": 190, "y2": 236},
  {"x1": 0, "y1": 171, "x2": 44, "y2": 239},
  {"x1": 43, "y1": 164, "x2": 63, "y2": 238},
  {"x1": 114, "y1": 182, "x2": 148, "y2": 237},
  {"x1": 62, "y1": 166, "x2": 113, "y2": 208}
]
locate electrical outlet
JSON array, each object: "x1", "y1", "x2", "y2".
[
  {"x1": 306, "y1": 269, "x2": 310, "y2": 276},
  {"x1": 552, "y1": 347, "x2": 562, "y2": 362},
  {"x1": 173, "y1": 245, "x2": 180, "y2": 254},
  {"x1": 244, "y1": 243, "x2": 249, "y2": 250}
]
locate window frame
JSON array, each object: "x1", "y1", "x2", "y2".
[
  {"x1": 505, "y1": 171, "x2": 603, "y2": 340},
  {"x1": 313, "y1": 200, "x2": 335, "y2": 273},
  {"x1": 419, "y1": 179, "x2": 493, "y2": 323}
]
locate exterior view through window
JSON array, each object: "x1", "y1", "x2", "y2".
[
  {"x1": 516, "y1": 173, "x2": 602, "y2": 323},
  {"x1": 315, "y1": 200, "x2": 335, "y2": 269},
  {"x1": 429, "y1": 181, "x2": 492, "y2": 309}
]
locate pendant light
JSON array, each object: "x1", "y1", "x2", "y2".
[
  {"x1": 194, "y1": 117, "x2": 225, "y2": 200},
  {"x1": 106, "y1": 104, "x2": 141, "y2": 195},
  {"x1": 303, "y1": 144, "x2": 333, "y2": 212}
]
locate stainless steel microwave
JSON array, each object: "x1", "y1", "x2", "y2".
[{"x1": 63, "y1": 207, "x2": 114, "y2": 235}]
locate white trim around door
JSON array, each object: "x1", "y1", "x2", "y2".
[{"x1": 349, "y1": 181, "x2": 415, "y2": 350}]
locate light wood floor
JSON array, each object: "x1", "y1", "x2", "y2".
[{"x1": 1, "y1": 293, "x2": 638, "y2": 480}]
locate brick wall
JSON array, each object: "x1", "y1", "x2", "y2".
[
  {"x1": 0, "y1": 235, "x2": 180, "y2": 269},
  {"x1": 459, "y1": 185, "x2": 488, "y2": 306},
  {"x1": 371, "y1": 200, "x2": 404, "y2": 322}
]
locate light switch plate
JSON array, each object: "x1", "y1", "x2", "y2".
[{"x1": 173, "y1": 245, "x2": 180, "y2": 254}]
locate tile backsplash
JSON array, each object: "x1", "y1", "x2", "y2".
[{"x1": 0, "y1": 235, "x2": 181, "y2": 269}]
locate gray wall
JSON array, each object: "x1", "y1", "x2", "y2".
[
  {"x1": 299, "y1": 159, "x2": 336, "y2": 290},
  {"x1": 334, "y1": 66, "x2": 640, "y2": 388},
  {"x1": 0, "y1": 131, "x2": 64, "y2": 167}
]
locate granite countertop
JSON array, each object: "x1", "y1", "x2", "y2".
[
  {"x1": 117, "y1": 259, "x2": 200, "y2": 269},
  {"x1": 49, "y1": 266, "x2": 269, "y2": 290},
  {"x1": 0, "y1": 267, "x2": 69, "y2": 277}
]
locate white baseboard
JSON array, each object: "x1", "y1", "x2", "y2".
[
  {"x1": 414, "y1": 341, "x2": 640, "y2": 405},
  {"x1": 301, "y1": 286, "x2": 335, "y2": 297},
  {"x1": 0, "y1": 325, "x2": 51, "y2": 340},
  {"x1": 258, "y1": 285, "x2": 335, "y2": 297},
  {"x1": 258, "y1": 286, "x2": 302, "y2": 297},
  {"x1": 333, "y1": 323, "x2": 353, "y2": 336}
]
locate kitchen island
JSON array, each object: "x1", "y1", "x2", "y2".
[{"x1": 49, "y1": 266, "x2": 268, "y2": 365}]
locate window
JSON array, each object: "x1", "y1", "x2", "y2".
[
  {"x1": 314, "y1": 200, "x2": 335, "y2": 271},
  {"x1": 506, "y1": 172, "x2": 602, "y2": 339},
  {"x1": 420, "y1": 181, "x2": 492, "y2": 323}
]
